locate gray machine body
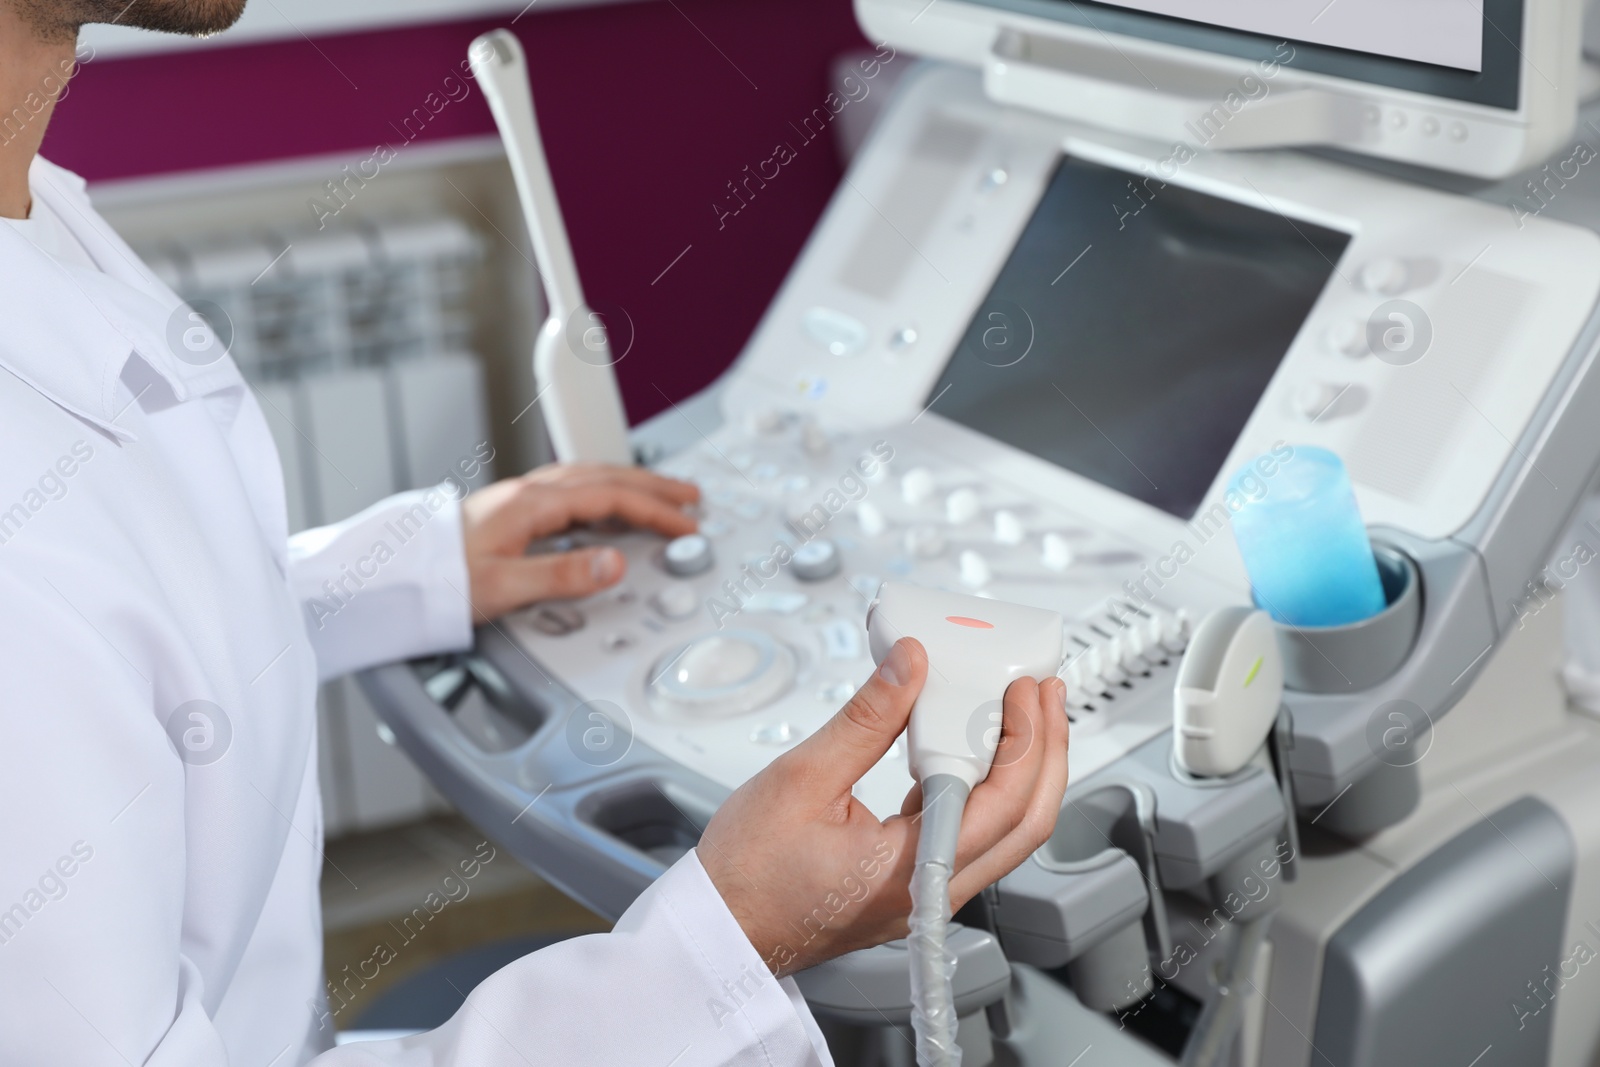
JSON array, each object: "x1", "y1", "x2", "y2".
[{"x1": 1313, "y1": 797, "x2": 1576, "y2": 1067}]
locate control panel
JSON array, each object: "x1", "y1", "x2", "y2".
[{"x1": 506, "y1": 412, "x2": 1230, "y2": 818}]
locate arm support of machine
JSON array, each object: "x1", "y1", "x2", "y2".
[{"x1": 358, "y1": 625, "x2": 725, "y2": 921}]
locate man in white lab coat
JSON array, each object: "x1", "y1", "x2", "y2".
[{"x1": 0, "y1": 2, "x2": 1069, "y2": 1064}]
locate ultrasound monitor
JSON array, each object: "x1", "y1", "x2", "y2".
[
  {"x1": 858, "y1": 0, "x2": 1583, "y2": 177},
  {"x1": 1079, "y1": 0, "x2": 1484, "y2": 73}
]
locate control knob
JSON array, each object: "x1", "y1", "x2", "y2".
[
  {"x1": 857, "y1": 501, "x2": 887, "y2": 537},
  {"x1": 1324, "y1": 318, "x2": 1366, "y2": 358},
  {"x1": 1360, "y1": 257, "x2": 1411, "y2": 296},
  {"x1": 946, "y1": 488, "x2": 980, "y2": 525},
  {"x1": 1041, "y1": 533, "x2": 1074, "y2": 572},
  {"x1": 653, "y1": 581, "x2": 701, "y2": 620},
  {"x1": 791, "y1": 539, "x2": 841, "y2": 582},
  {"x1": 958, "y1": 549, "x2": 991, "y2": 588},
  {"x1": 1293, "y1": 381, "x2": 1347, "y2": 422},
  {"x1": 901, "y1": 467, "x2": 936, "y2": 505},
  {"x1": 663, "y1": 533, "x2": 714, "y2": 577},
  {"x1": 993, "y1": 509, "x2": 1025, "y2": 545}
]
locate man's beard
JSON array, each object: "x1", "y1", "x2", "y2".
[{"x1": 13, "y1": 0, "x2": 248, "y2": 43}]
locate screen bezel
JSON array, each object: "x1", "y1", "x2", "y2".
[{"x1": 966, "y1": 0, "x2": 1524, "y2": 109}]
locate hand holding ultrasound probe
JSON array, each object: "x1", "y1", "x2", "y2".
[
  {"x1": 697, "y1": 608, "x2": 1069, "y2": 980},
  {"x1": 867, "y1": 583, "x2": 1067, "y2": 1065},
  {"x1": 697, "y1": 583, "x2": 1069, "y2": 1060}
]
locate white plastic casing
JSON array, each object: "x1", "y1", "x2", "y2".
[
  {"x1": 867, "y1": 581, "x2": 1066, "y2": 788},
  {"x1": 856, "y1": 0, "x2": 1582, "y2": 179},
  {"x1": 1172, "y1": 607, "x2": 1285, "y2": 777}
]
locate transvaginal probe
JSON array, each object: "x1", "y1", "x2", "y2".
[
  {"x1": 866, "y1": 582, "x2": 1066, "y2": 1066},
  {"x1": 467, "y1": 30, "x2": 632, "y2": 465}
]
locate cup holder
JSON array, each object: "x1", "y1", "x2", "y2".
[
  {"x1": 577, "y1": 779, "x2": 710, "y2": 868},
  {"x1": 1028, "y1": 784, "x2": 1163, "y2": 1012},
  {"x1": 413, "y1": 654, "x2": 546, "y2": 753},
  {"x1": 1041, "y1": 785, "x2": 1149, "y2": 872},
  {"x1": 1270, "y1": 542, "x2": 1422, "y2": 693}
]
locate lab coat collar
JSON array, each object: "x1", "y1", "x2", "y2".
[{"x1": 0, "y1": 157, "x2": 244, "y2": 442}]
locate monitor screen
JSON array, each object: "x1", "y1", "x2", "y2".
[
  {"x1": 970, "y1": 0, "x2": 1521, "y2": 107},
  {"x1": 927, "y1": 155, "x2": 1351, "y2": 519},
  {"x1": 1092, "y1": 0, "x2": 1482, "y2": 72}
]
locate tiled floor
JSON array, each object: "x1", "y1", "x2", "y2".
[{"x1": 320, "y1": 815, "x2": 610, "y2": 1028}]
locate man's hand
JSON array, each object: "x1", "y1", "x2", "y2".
[
  {"x1": 698, "y1": 638, "x2": 1069, "y2": 977},
  {"x1": 461, "y1": 463, "x2": 699, "y2": 621}
]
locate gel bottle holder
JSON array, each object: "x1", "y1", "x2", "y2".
[{"x1": 1275, "y1": 542, "x2": 1422, "y2": 693}]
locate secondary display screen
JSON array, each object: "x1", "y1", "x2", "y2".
[{"x1": 927, "y1": 155, "x2": 1350, "y2": 519}]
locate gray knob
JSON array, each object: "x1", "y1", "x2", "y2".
[
  {"x1": 791, "y1": 539, "x2": 840, "y2": 582},
  {"x1": 663, "y1": 534, "x2": 714, "y2": 577}
]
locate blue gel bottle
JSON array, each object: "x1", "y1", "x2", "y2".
[{"x1": 1227, "y1": 446, "x2": 1387, "y2": 628}]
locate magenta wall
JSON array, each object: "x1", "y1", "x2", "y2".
[{"x1": 42, "y1": 0, "x2": 871, "y2": 422}]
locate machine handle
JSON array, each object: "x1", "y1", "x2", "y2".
[
  {"x1": 469, "y1": 29, "x2": 632, "y2": 465},
  {"x1": 358, "y1": 651, "x2": 674, "y2": 921},
  {"x1": 984, "y1": 29, "x2": 1363, "y2": 150}
]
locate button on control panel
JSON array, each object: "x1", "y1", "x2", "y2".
[{"x1": 529, "y1": 603, "x2": 584, "y2": 636}]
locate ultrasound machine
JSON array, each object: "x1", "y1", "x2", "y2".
[{"x1": 361, "y1": 1, "x2": 1600, "y2": 1063}]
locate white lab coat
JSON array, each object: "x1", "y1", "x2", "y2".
[{"x1": 0, "y1": 157, "x2": 829, "y2": 1067}]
